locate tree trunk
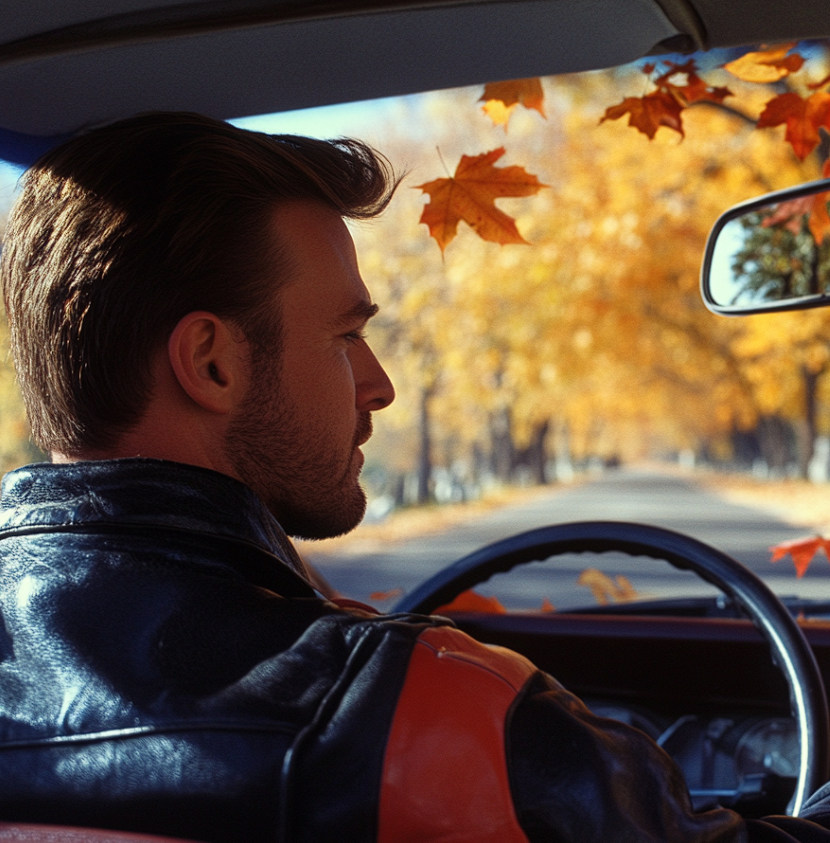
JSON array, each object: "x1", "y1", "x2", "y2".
[
  {"x1": 795, "y1": 365, "x2": 820, "y2": 479},
  {"x1": 757, "y1": 415, "x2": 793, "y2": 474},
  {"x1": 416, "y1": 384, "x2": 434, "y2": 504},
  {"x1": 489, "y1": 407, "x2": 515, "y2": 483},
  {"x1": 515, "y1": 419, "x2": 550, "y2": 484}
]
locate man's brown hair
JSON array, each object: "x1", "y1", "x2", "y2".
[{"x1": 0, "y1": 112, "x2": 397, "y2": 455}]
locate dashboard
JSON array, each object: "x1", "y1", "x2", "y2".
[{"x1": 451, "y1": 611, "x2": 830, "y2": 817}]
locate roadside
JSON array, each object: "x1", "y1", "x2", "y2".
[
  {"x1": 298, "y1": 466, "x2": 830, "y2": 562},
  {"x1": 699, "y1": 472, "x2": 830, "y2": 537},
  {"x1": 295, "y1": 482, "x2": 571, "y2": 558}
]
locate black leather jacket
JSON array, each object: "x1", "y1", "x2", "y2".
[{"x1": 0, "y1": 458, "x2": 829, "y2": 843}]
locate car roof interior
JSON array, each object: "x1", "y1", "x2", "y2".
[{"x1": 1, "y1": 0, "x2": 830, "y2": 164}]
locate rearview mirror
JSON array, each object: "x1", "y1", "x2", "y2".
[{"x1": 701, "y1": 179, "x2": 830, "y2": 314}]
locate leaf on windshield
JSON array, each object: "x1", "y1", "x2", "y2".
[
  {"x1": 577, "y1": 568, "x2": 639, "y2": 605},
  {"x1": 479, "y1": 78, "x2": 546, "y2": 130},
  {"x1": 770, "y1": 536, "x2": 830, "y2": 578},
  {"x1": 433, "y1": 589, "x2": 507, "y2": 614},
  {"x1": 757, "y1": 91, "x2": 830, "y2": 160},
  {"x1": 416, "y1": 148, "x2": 547, "y2": 252},
  {"x1": 600, "y1": 60, "x2": 731, "y2": 140},
  {"x1": 723, "y1": 44, "x2": 805, "y2": 83}
]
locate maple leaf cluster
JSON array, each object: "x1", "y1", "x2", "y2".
[
  {"x1": 416, "y1": 44, "x2": 830, "y2": 253},
  {"x1": 741, "y1": 44, "x2": 830, "y2": 161},
  {"x1": 601, "y1": 59, "x2": 731, "y2": 140},
  {"x1": 603, "y1": 44, "x2": 830, "y2": 162}
]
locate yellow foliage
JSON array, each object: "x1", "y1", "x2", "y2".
[{"x1": 352, "y1": 67, "x2": 829, "y2": 477}]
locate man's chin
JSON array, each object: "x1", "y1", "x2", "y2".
[{"x1": 277, "y1": 486, "x2": 367, "y2": 541}]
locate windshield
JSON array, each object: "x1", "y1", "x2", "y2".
[{"x1": 3, "y1": 46, "x2": 830, "y2": 614}]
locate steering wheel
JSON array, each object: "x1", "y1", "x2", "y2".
[{"x1": 393, "y1": 520, "x2": 830, "y2": 816}]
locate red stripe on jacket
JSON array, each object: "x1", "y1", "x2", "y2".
[{"x1": 378, "y1": 625, "x2": 534, "y2": 842}]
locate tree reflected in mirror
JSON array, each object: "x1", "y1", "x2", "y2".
[{"x1": 704, "y1": 182, "x2": 830, "y2": 313}]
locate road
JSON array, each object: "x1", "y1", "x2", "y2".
[{"x1": 303, "y1": 467, "x2": 830, "y2": 611}]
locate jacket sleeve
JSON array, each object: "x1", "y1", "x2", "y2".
[{"x1": 377, "y1": 624, "x2": 830, "y2": 843}]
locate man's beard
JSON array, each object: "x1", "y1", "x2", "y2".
[{"x1": 225, "y1": 378, "x2": 373, "y2": 541}]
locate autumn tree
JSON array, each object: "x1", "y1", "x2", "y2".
[{"x1": 353, "y1": 48, "x2": 830, "y2": 495}]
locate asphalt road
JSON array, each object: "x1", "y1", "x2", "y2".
[{"x1": 305, "y1": 467, "x2": 830, "y2": 612}]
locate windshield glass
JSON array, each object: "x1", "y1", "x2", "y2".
[{"x1": 3, "y1": 46, "x2": 830, "y2": 615}]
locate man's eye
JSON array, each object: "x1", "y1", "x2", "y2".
[{"x1": 345, "y1": 329, "x2": 367, "y2": 343}]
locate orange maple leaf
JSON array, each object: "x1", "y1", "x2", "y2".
[
  {"x1": 433, "y1": 589, "x2": 507, "y2": 615},
  {"x1": 416, "y1": 148, "x2": 547, "y2": 252},
  {"x1": 761, "y1": 177, "x2": 830, "y2": 244},
  {"x1": 770, "y1": 536, "x2": 830, "y2": 577},
  {"x1": 480, "y1": 78, "x2": 546, "y2": 129},
  {"x1": 723, "y1": 43, "x2": 805, "y2": 83},
  {"x1": 601, "y1": 91, "x2": 684, "y2": 139},
  {"x1": 601, "y1": 60, "x2": 731, "y2": 140},
  {"x1": 757, "y1": 91, "x2": 830, "y2": 160},
  {"x1": 809, "y1": 197, "x2": 830, "y2": 245}
]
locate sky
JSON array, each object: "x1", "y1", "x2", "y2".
[
  {"x1": 232, "y1": 96, "x2": 401, "y2": 137},
  {"x1": 0, "y1": 161, "x2": 23, "y2": 214}
]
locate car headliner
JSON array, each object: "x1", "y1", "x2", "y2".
[{"x1": 1, "y1": 0, "x2": 830, "y2": 161}]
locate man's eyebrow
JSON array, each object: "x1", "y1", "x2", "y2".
[{"x1": 332, "y1": 300, "x2": 380, "y2": 328}]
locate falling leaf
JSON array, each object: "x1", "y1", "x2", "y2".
[
  {"x1": 416, "y1": 148, "x2": 547, "y2": 252},
  {"x1": 577, "y1": 568, "x2": 639, "y2": 605},
  {"x1": 770, "y1": 536, "x2": 830, "y2": 578},
  {"x1": 601, "y1": 60, "x2": 731, "y2": 140},
  {"x1": 723, "y1": 44, "x2": 805, "y2": 83},
  {"x1": 757, "y1": 91, "x2": 830, "y2": 160},
  {"x1": 433, "y1": 589, "x2": 507, "y2": 615},
  {"x1": 601, "y1": 91, "x2": 685, "y2": 139},
  {"x1": 480, "y1": 78, "x2": 546, "y2": 129}
]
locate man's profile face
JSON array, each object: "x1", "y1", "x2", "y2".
[{"x1": 225, "y1": 200, "x2": 395, "y2": 539}]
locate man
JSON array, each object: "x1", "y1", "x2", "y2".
[{"x1": 0, "y1": 111, "x2": 829, "y2": 843}]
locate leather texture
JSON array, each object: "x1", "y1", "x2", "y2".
[{"x1": 0, "y1": 458, "x2": 829, "y2": 842}]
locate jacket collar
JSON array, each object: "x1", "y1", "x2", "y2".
[{"x1": 0, "y1": 458, "x2": 310, "y2": 581}]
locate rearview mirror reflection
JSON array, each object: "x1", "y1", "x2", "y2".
[{"x1": 701, "y1": 179, "x2": 830, "y2": 314}]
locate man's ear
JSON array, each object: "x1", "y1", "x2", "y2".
[{"x1": 167, "y1": 311, "x2": 246, "y2": 414}]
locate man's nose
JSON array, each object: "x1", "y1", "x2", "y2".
[{"x1": 356, "y1": 345, "x2": 395, "y2": 411}]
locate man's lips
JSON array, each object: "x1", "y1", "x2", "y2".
[{"x1": 355, "y1": 413, "x2": 373, "y2": 448}]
